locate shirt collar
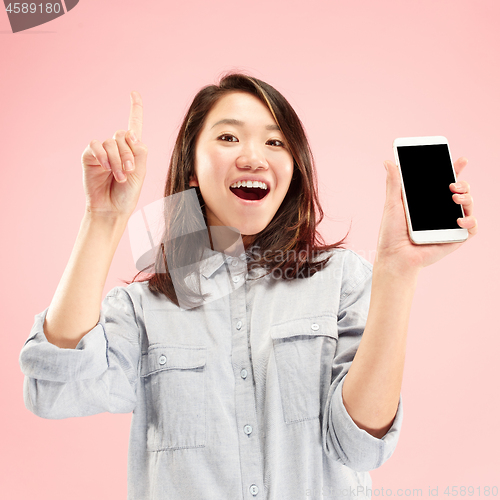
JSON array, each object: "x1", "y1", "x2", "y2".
[{"x1": 199, "y1": 247, "x2": 248, "y2": 279}]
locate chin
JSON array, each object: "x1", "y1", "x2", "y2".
[{"x1": 235, "y1": 221, "x2": 268, "y2": 238}]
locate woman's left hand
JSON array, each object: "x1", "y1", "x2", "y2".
[{"x1": 375, "y1": 158, "x2": 478, "y2": 273}]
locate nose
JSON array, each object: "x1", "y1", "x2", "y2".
[{"x1": 235, "y1": 142, "x2": 269, "y2": 171}]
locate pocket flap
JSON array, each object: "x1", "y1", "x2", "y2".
[
  {"x1": 270, "y1": 316, "x2": 338, "y2": 341},
  {"x1": 141, "y1": 344, "x2": 207, "y2": 377}
]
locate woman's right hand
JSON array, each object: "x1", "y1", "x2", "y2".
[{"x1": 81, "y1": 91, "x2": 148, "y2": 218}]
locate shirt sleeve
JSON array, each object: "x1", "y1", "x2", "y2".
[
  {"x1": 19, "y1": 286, "x2": 141, "y2": 419},
  {"x1": 322, "y1": 250, "x2": 403, "y2": 472}
]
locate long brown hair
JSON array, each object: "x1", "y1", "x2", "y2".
[{"x1": 124, "y1": 72, "x2": 346, "y2": 306}]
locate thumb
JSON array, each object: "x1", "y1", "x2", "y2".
[{"x1": 384, "y1": 160, "x2": 402, "y2": 205}]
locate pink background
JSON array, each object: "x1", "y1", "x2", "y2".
[{"x1": 1, "y1": 0, "x2": 498, "y2": 498}]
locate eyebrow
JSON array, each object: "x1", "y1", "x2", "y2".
[{"x1": 210, "y1": 118, "x2": 281, "y2": 131}]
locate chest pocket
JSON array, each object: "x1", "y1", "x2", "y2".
[
  {"x1": 140, "y1": 344, "x2": 207, "y2": 451},
  {"x1": 270, "y1": 316, "x2": 338, "y2": 424}
]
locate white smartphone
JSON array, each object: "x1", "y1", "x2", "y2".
[{"x1": 393, "y1": 136, "x2": 468, "y2": 244}]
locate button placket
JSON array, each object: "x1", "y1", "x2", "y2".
[
  {"x1": 229, "y1": 269, "x2": 263, "y2": 499},
  {"x1": 228, "y1": 256, "x2": 246, "y2": 289}
]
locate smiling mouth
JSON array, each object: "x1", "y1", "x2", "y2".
[{"x1": 230, "y1": 186, "x2": 269, "y2": 201}]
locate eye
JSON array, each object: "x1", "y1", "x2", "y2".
[
  {"x1": 267, "y1": 139, "x2": 285, "y2": 147},
  {"x1": 218, "y1": 134, "x2": 238, "y2": 142}
]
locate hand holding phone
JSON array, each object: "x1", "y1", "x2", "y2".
[{"x1": 393, "y1": 136, "x2": 468, "y2": 244}]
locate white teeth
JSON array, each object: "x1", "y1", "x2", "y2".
[{"x1": 230, "y1": 180, "x2": 268, "y2": 190}]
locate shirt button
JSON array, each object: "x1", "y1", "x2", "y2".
[
  {"x1": 240, "y1": 368, "x2": 248, "y2": 379},
  {"x1": 232, "y1": 259, "x2": 239, "y2": 267},
  {"x1": 249, "y1": 484, "x2": 259, "y2": 496},
  {"x1": 232, "y1": 276, "x2": 240, "y2": 283},
  {"x1": 244, "y1": 425, "x2": 253, "y2": 435},
  {"x1": 236, "y1": 320, "x2": 242, "y2": 330},
  {"x1": 158, "y1": 355, "x2": 167, "y2": 365},
  {"x1": 311, "y1": 323, "x2": 319, "y2": 331}
]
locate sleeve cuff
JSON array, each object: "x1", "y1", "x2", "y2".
[
  {"x1": 19, "y1": 307, "x2": 109, "y2": 382},
  {"x1": 325, "y1": 376, "x2": 403, "y2": 471}
]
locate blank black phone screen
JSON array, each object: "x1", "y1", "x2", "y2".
[{"x1": 397, "y1": 144, "x2": 462, "y2": 231}]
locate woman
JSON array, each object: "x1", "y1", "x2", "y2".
[{"x1": 20, "y1": 73, "x2": 477, "y2": 499}]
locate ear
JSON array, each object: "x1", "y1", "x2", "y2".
[{"x1": 189, "y1": 175, "x2": 199, "y2": 187}]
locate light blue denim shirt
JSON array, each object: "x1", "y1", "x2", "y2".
[{"x1": 19, "y1": 248, "x2": 402, "y2": 500}]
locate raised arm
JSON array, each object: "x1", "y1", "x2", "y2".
[
  {"x1": 342, "y1": 157, "x2": 478, "y2": 438},
  {"x1": 44, "y1": 92, "x2": 147, "y2": 349}
]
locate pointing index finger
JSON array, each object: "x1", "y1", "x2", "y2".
[{"x1": 128, "y1": 91, "x2": 143, "y2": 142}]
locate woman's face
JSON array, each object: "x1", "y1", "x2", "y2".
[{"x1": 190, "y1": 91, "x2": 294, "y2": 246}]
